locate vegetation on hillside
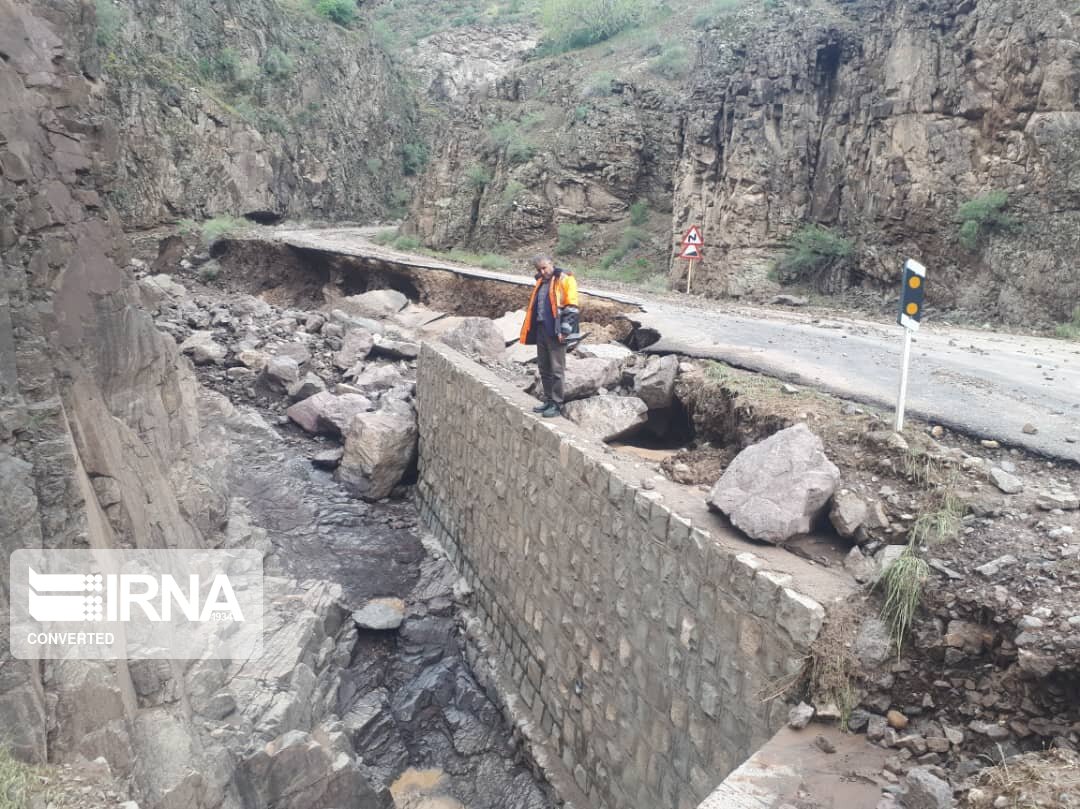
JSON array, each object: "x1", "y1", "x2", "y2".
[
  {"x1": 0, "y1": 747, "x2": 34, "y2": 809},
  {"x1": 94, "y1": 0, "x2": 126, "y2": 47},
  {"x1": 179, "y1": 215, "x2": 248, "y2": 248},
  {"x1": 1056, "y1": 306, "x2": 1080, "y2": 340},
  {"x1": 314, "y1": 0, "x2": 357, "y2": 25},
  {"x1": 555, "y1": 223, "x2": 591, "y2": 255},
  {"x1": 955, "y1": 190, "x2": 1016, "y2": 250},
  {"x1": 539, "y1": 0, "x2": 650, "y2": 51},
  {"x1": 774, "y1": 224, "x2": 854, "y2": 284},
  {"x1": 366, "y1": 0, "x2": 536, "y2": 49}
]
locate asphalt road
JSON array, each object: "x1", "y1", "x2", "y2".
[{"x1": 269, "y1": 227, "x2": 1080, "y2": 464}]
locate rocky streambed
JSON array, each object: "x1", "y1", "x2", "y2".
[{"x1": 132, "y1": 248, "x2": 555, "y2": 808}]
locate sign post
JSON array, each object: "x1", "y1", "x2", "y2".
[
  {"x1": 894, "y1": 259, "x2": 926, "y2": 432},
  {"x1": 679, "y1": 226, "x2": 704, "y2": 294}
]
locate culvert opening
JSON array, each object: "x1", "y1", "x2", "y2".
[
  {"x1": 610, "y1": 396, "x2": 695, "y2": 457},
  {"x1": 243, "y1": 210, "x2": 284, "y2": 225}
]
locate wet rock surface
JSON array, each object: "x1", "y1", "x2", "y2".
[{"x1": 144, "y1": 254, "x2": 555, "y2": 808}]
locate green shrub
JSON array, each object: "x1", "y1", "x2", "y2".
[
  {"x1": 262, "y1": 47, "x2": 295, "y2": 79},
  {"x1": 479, "y1": 254, "x2": 511, "y2": 270},
  {"x1": 200, "y1": 215, "x2": 246, "y2": 247},
  {"x1": 388, "y1": 188, "x2": 410, "y2": 219},
  {"x1": 487, "y1": 121, "x2": 536, "y2": 165},
  {"x1": 629, "y1": 200, "x2": 649, "y2": 226},
  {"x1": 0, "y1": 746, "x2": 34, "y2": 809},
  {"x1": 216, "y1": 47, "x2": 240, "y2": 80},
  {"x1": 955, "y1": 190, "x2": 1016, "y2": 250},
  {"x1": 600, "y1": 225, "x2": 648, "y2": 268},
  {"x1": 878, "y1": 545, "x2": 928, "y2": 655},
  {"x1": 452, "y1": 9, "x2": 480, "y2": 26},
  {"x1": 582, "y1": 71, "x2": 615, "y2": 97},
  {"x1": 501, "y1": 180, "x2": 526, "y2": 209},
  {"x1": 197, "y1": 48, "x2": 255, "y2": 86},
  {"x1": 573, "y1": 105, "x2": 590, "y2": 123},
  {"x1": 1055, "y1": 305, "x2": 1080, "y2": 340},
  {"x1": 365, "y1": 157, "x2": 384, "y2": 174},
  {"x1": 693, "y1": 0, "x2": 745, "y2": 26},
  {"x1": 315, "y1": 0, "x2": 357, "y2": 26},
  {"x1": 371, "y1": 229, "x2": 398, "y2": 245},
  {"x1": 371, "y1": 19, "x2": 398, "y2": 50},
  {"x1": 774, "y1": 224, "x2": 854, "y2": 284},
  {"x1": 465, "y1": 165, "x2": 492, "y2": 190},
  {"x1": 393, "y1": 235, "x2": 421, "y2": 250},
  {"x1": 540, "y1": 0, "x2": 648, "y2": 51},
  {"x1": 556, "y1": 223, "x2": 592, "y2": 256},
  {"x1": 198, "y1": 263, "x2": 221, "y2": 282},
  {"x1": 95, "y1": 0, "x2": 125, "y2": 48},
  {"x1": 402, "y1": 142, "x2": 429, "y2": 176},
  {"x1": 648, "y1": 44, "x2": 691, "y2": 78}
]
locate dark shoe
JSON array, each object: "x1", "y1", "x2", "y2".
[
  {"x1": 541, "y1": 403, "x2": 560, "y2": 418},
  {"x1": 532, "y1": 401, "x2": 552, "y2": 413}
]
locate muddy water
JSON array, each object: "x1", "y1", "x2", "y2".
[{"x1": 213, "y1": 404, "x2": 553, "y2": 808}]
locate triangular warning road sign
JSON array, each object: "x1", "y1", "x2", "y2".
[
  {"x1": 679, "y1": 243, "x2": 702, "y2": 259},
  {"x1": 682, "y1": 225, "x2": 703, "y2": 245}
]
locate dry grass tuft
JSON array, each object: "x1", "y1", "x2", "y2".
[
  {"x1": 807, "y1": 605, "x2": 860, "y2": 730},
  {"x1": 0, "y1": 748, "x2": 33, "y2": 809},
  {"x1": 910, "y1": 484, "x2": 967, "y2": 546},
  {"x1": 878, "y1": 545, "x2": 929, "y2": 655},
  {"x1": 966, "y1": 748, "x2": 1080, "y2": 808}
]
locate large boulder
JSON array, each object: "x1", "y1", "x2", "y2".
[
  {"x1": 337, "y1": 405, "x2": 418, "y2": 501},
  {"x1": 576, "y1": 342, "x2": 633, "y2": 362},
  {"x1": 178, "y1": 331, "x2": 227, "y2": 366},
  {"x1": 371, "y1": 331, "x2": 419, "y2": 360},
  {"x1": 287, "y1": 373, "x2": 326, "y2": 402},
  {"x1": 491, "y1": 310, "x2": 527, "y2": 345},
  {"x1": 392, "y1": 303, "x2": 445, "y2": 330},
  {"x1": 346, "y1": 364, "x2": 407, "y2": 394},
  {"x1": 287, "y1": 392, "x2": 373, "y2": 436},
  {"x1": 631, "y1": 354, "x2": 678, "y2": 409},
  {"x1": 707, "y1": 424, "x2": 841, "y2": 544},
  {"x1": 337, "y1": 289, "x2": 409, "y2": 320},
  {"x1": 261, "y1": 355, "x2": 300, "y2": 393},
  {"x1": 563, "y1": 356, "x2": 622, "y2": 401},
  {"x1": 242, "y1": 726, "x2": 384, "y2": 809},
  {"x1": 830, "y1": 489, "x2": 867, "y2": 538},
  {"x1": 274, "y1": 341, "x2": 312, "y2": 366},
  {"x1": 562, "y1": 395, "x2": 648, "y2": 442},
  {"x1": 329, "y1": 309, "x2": 385, "y2": 335},
  {"x1": 334, "y1": 328, "x2": 375, "y2": 370},
  {"x1": 441, "y1": 317, "x2": 505, "y2": 360}
]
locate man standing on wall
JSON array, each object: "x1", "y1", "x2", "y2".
[{"x1": 519, "y1": 254, "x2": 579, "y2": 418}]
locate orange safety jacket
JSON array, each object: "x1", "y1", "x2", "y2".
[{"x1": 519, "y1": 270, "x2": 579, "y2": 344}]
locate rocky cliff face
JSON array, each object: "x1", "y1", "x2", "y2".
[
  {"x1": 404, "y1": 27, "x2": 680, "y2": 265},
  {"x1": 673, "y1": 0, "x2": 1080, "y2": 322},
  {"x1": 92, "y1": 0, "x2": 418, "y2": 227},
  {"x1": 1, "y1": 0, "x2": 223, "y2": 764},
  {"x1": 0, "y1": 4, "x2": 378, "y2": 805}
]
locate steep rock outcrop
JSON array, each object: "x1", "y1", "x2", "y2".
[
  {"x1": 91, "y1": 0, "x2": 418, "y2": 227},
  {"x1": 1, "y1": 8, "x2": 369, "y2": 809},
  {"x1": 672, "y1": 0, "x2": 1080, "y2": 323},
  {"x1": 405, "y1": 34, "x2": 680, "y2": 260}
]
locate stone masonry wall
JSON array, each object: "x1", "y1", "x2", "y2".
[{"x1": 415, "y1": 342, "x2": 829, "y2": 809}]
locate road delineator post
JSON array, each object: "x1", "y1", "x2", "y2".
[{"x1": 895, "y1": 258, "x2": 926, "y2": 432}]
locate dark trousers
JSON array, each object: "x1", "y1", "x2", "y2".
[{"x1": 536, "y1": 332, "x2": 566, "y2": 405}]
